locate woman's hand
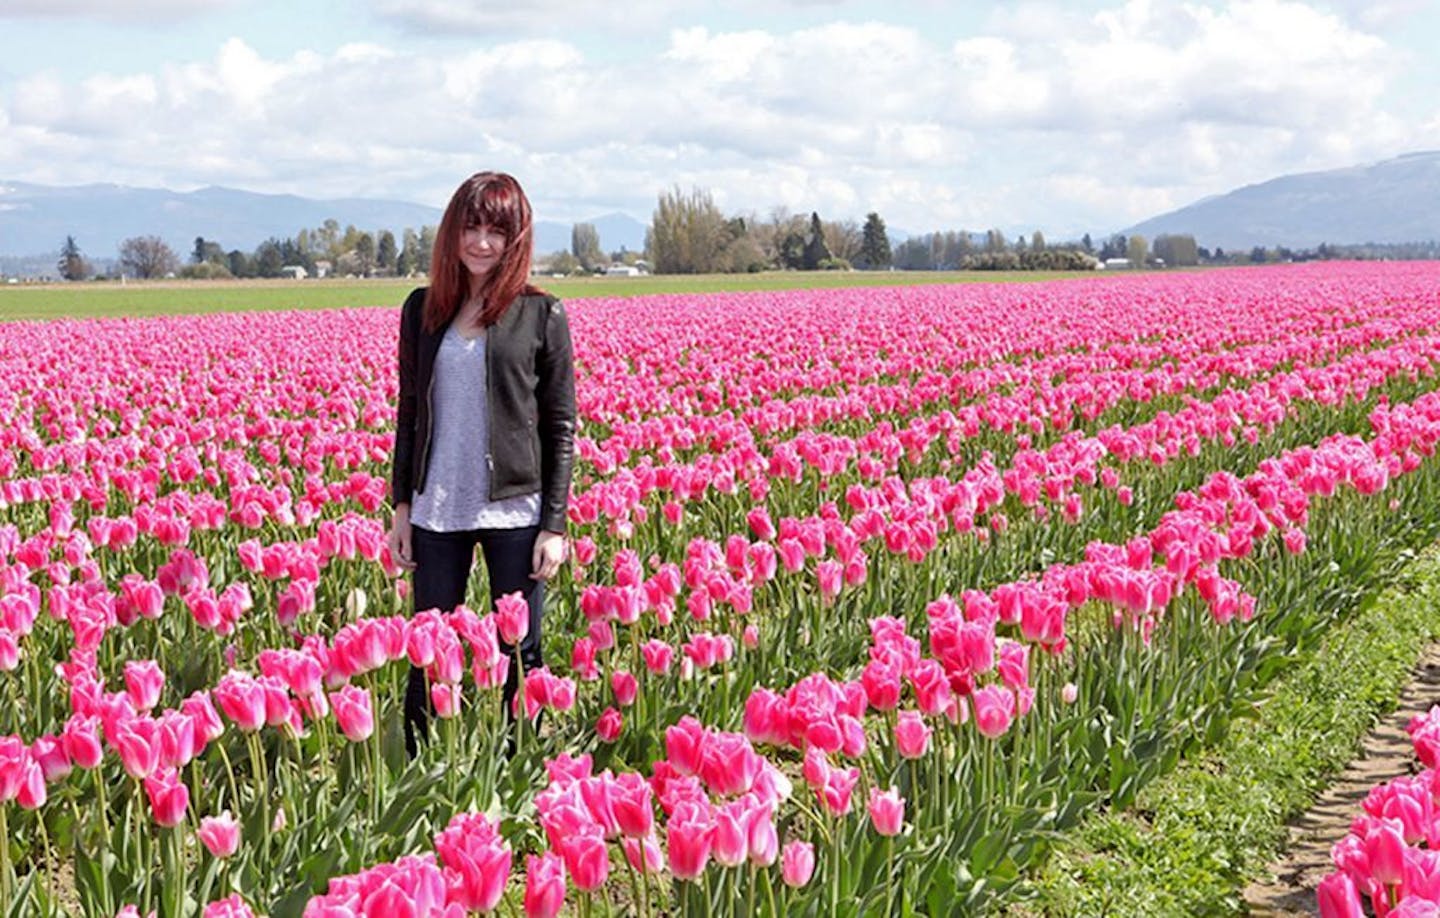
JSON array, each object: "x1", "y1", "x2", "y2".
[
  {"x1": 388, "y1": 504, "x2": 416, "y2": 572},
  {"x1": 531, "y1": 529, "x2": 567, "y2": 581}
]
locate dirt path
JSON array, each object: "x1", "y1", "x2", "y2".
[{"x1": 1243, "y1": 643, "x2": 1440, "y2": 916}]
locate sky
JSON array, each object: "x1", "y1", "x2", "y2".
[{"x1": 1, "y1": 0, "x2": 1438, "y2": 239}]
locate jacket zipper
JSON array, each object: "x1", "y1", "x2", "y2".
[
  {"x1": 484, "y1": 324, "x2": 495, "y2": 499},
  {"x1": 418, "y1": 355, "x2": 436, "y2": 494}
]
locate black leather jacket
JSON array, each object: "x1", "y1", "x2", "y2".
[{"x1": 389, "y1": 286, "x2": 576, "y2": 534}]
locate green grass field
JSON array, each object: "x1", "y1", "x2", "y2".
[{"x1": 0, "y1": 269, "x2": 1105, "y2": 321}]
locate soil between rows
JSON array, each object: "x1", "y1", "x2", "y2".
[{"x1": 1243, "y1": 643, "x2": 1440, "y2": 916}]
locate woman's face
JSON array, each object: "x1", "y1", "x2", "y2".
[{"x1": 460, "y1": 222, "x2": 507, "y2": 282}]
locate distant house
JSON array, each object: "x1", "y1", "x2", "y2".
[
  {"x1": 1101, "y1": 258, "x2": 1133, "y2": 270},
  {"x1": 280, "y1": 265, "x2": 308, "y2": 280},
  {"x1": 605, "y1": 264, "x2": 643, "y2": 277}
]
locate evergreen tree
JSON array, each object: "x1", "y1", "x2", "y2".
[
  {"x1": 58, "y1": 236, "x2": 88, "y2": 281},
  {"x1": 377, "y1": 230, "x2": 398, "y2": 274},
  {"x1": 801, "y1": 212, "x2": 832, "y2": 270},
  {"x1": 852, "y1": 214, "x2": 887, "y2": 271}
]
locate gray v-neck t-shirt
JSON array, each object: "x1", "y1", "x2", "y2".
[{"x1": 409, "y1": 324, "x2": 543, "y2": 532}]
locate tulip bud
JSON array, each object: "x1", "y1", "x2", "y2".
[{"x1": 781, "y1": 840, "x2": 816, "y2": 888}]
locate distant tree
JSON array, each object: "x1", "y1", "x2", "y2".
[
  {"x1": 646, "y1": 186, "x2": 733, "y2": 274},
  {"x1": 58, "y1": 235, "x2": 89, "y2": 281},
  {"x1": 984, "y1": 229, "x2": 1008, "y2": 254},
  {"x1": 1153, "y1": 234, "x2": 1199, "y2": 267},
  {"x1": 118, "y1": 235, "x2": 179, "y2": 279},
  {"x1": 775, "y1": 230, "x2": 806, "y2": 270},
  {"x1": 1126, "y1": 235, "x2": 1149, "y2": 267},
  {"x1": 353, "y1": 232, "x2": 376, "y2": 276},
  {"x1": 418, "y1": 226, "x2": 437, "y2": 276},
  {"x1": 1030, "y1": 230, "x2": 1046, "y2": 253},
  {"x1": 801, "y1": 212, "x2": 832, "y2": 270},
  {"x1": 192, "y1": 236, "x2": 224, "y2": 265},
  {"x1": 859, "y1": 213, "x2": 892, "y2": 269},
  {"x1": 821, "y1": 218, "x2": 862, "y2": 265},
  {"x1": 1249, "y1": 245, "x2": 1269, "y2": 264},
  {"x1": 227, "y1": 249, "x2": 253, "y2": 278},
  {"x1": 544, "y1": 250, "x2": 583, "y2": 275},
  {"x1": 397, "y1": 229, "x2": 420, "y2": 276},
  {"x1": 316, "y1": 219, "x2": 342, "y2": 260},
  {"x1": 179, "y1": 261, "x2": 233, "y2": 280},
  {"x1": 253, "y1": 239, "x2": 285, "y2": 278},
  {"x1": 892, "y1": 236, "x2": 934, "y2": 270},
  {"x1": 1081, "y1": 232, "x2": 1094, "y2": 254},
  {"x1": 376, "y1": 230, "x2": 398, "y2": 275},
  {"x1": 571, "y1": 223, "x2": 604, "y2": 271}
]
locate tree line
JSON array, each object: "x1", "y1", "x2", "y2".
[
  {"x1": 55, "y1": 220, "x2": 437, "y2": 281},
  {"x1": 49, "y1": 189, "x2": 1440, "y2": 283}
]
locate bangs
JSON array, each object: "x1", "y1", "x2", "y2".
[{"x1": 464, "y1": 180, "x2": 527, "y2": 238}]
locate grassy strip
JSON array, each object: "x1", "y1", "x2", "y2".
[
  {"x1": 0, "y1": 269, "x2": 1117, "y2": 321},
  {"x1": 1006, "y1": 543, "x2": 1440, "y2": 916}
]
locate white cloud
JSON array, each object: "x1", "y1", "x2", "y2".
[
  {"x1": 0, "y1": 0, "x2": 235, "y2": 21},
  {"x1": 0, "y1": 1, "x2": 1434, "y2": 236}
]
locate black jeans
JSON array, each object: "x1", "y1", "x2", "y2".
[{"x1": 403, "y1": 523, "x2": 544, "y2": 758}]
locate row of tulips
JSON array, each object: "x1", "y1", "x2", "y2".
[{"x1": 1319, "y1": 704, "x2": 1440, "y2": 917}]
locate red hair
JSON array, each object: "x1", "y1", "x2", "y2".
[{"x1": 424, "y1": 171, "x2": 545, "y2": 332}]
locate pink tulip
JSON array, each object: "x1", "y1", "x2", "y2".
[
  {"x1": 63, "y1": 715, "x2": 104, "y2": 769},
  {"x1": 558, "y1": 831, "x2": 609, "y2": 892},
  {"x1": 214, "y1": 673, "x2": 267, "y2": 733},
  {"x1": 781, "y1": 840, "x2": 816, "y2": 888},
  {"x1": 712, "y1": 800, "x2": 750, "y2": 868},
  {"x1": 868, "y1": 787, "x2": 905, "y2": 836},
  {"x1": 495, "y1": 591, "x2": 530, "y2": 645},
  {"x1": 698, "y1": 731, "x2": 764, "y2": 797},
  {"x1": 641, "y1": 639, "x2": 673, "y2": 675},
  {"x1": 622, "y1": 835, "x2": 665, "y2": 874},
  {"x1": 432, "y1": 682, "x2": 461, "y2": 719},
  {"x1": 1316, "y1": 871, "x2": 1364, "y2": 918},
  {"x1": 611, "y1": 670, "x2": 638, "y2": 707},
  {"x1": 747, "y1": 805, "x2": 780, "y2": 867},
  {"x1": 329, "y1": 684, "x2": 375, "y2": 743},
  {"x1": 124, "y1": 660, "x2": 165, "y2": 713},
  {"x1": 972, "y1": 684, "x2": 1017, "y2": 739},
  {"x1": 523, "y1": 851, "x2": 566, "y2": 918},
  {"x1": 434, "y1": 812, "x2": 512, "y2": 913},
  {"x1": 201, "y1": 894, "x2": 257, "y2": 918},
  {"x1": 113, "y1": 717, "x2": 162, "y2": 780},
  {"x1": 596, "y1": 706, "x2": 623, "y2": 743},
  {"x1": 667, "y1": 799, "x2": 716, "y2": 881},
  {"x1": 198, "y1": 811, "x2": 241, "y2": 858},
  {"x1": 1365, "y1": 819, "x2": 1408, "y2": 886},
  {"x1": 144, "y1": 766, "x2": 189, "y2": 827},
  {"x1": 894, "y1": 710, "x2": 931, "y2": 759},
  {"x1": 31, "y1": 735, "x2": 72, "y2": 784},
  {"x1": 0, "y1": 632, "x2": 17, "y2": 672},
  {"x1": 610, "y1": 772, "x2": 654, "y2": 838}
]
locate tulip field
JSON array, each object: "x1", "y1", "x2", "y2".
[{"x1": 6, "y1": 262, "x2": 1440, "y2": 917}]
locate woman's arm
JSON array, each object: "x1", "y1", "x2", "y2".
[
  {"x1": 535, "y1": 296, "x2": 577, "y2": 535},
  {"x1": 390, "y1": 289, "x2": 422, "y2": 509}
]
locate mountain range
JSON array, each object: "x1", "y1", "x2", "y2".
[
  {"x1": 1121, "y1": 151, "x2": 1440, "y2": 250},
  {"x1": 0, "y1": 181, "x2": 648, "y2": 271},
  {"x1": 4, "y1": 151, "x2": 1440, "y2": 274}
]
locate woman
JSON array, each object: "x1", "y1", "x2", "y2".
[{"x1": 388, "y1": 171, "x2": 576, "y2": 758}]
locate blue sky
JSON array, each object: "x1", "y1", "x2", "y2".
[{"x1": 1, "y1": 0, "x2": 1437, "y2": 239}]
